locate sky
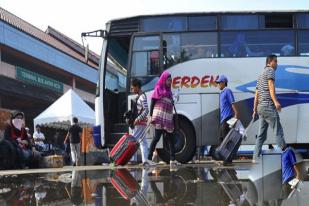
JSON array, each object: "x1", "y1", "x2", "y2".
[{"x1": 2, "y1": 0, "x2": 309, "y2": 54}]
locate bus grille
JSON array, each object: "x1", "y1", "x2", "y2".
[{"x1": 109, "y1": 18, "x2": 139, "y2": 36}]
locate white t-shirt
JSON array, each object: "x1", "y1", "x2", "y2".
[{"x1": 33, "y1": 131, "x2": 45, "y2": 146}]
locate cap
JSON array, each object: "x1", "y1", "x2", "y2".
[
  {"x1": 12, "y1": 110, "x2": 24, "y2": 119},
  {"x1": 215, "y1": 75, "x2": 228, "y2": 83}
]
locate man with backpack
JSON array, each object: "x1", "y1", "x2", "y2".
[{"x1": 130, "y1": 79, "x2": 152, "y2": 166}]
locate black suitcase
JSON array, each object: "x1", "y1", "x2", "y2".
[
  {"x1": 217, "y1": 169, "x2": 243, "y2": 201},
  {"x1": 216, "y1": 118, "x2": 254, "y2": 162},
  {"x1": 216, "y1": 128, "x2": 242, "y2": 162}
]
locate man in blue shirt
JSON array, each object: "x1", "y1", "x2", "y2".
[
  {"x1": 216, "y1": 75, "x2": 239, "y2": 142},
  {"x1": 281, "y1": 145, "x2": 300, "y2": 184},
  {"x1": 281, "y1": 145, "x2": 301, "y2": 199}
]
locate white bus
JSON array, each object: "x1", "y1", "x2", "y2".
[{"x1": 93, "y1": 11, "x2": 309, "y2": 163}]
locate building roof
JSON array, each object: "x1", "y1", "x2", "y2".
[
  {"x1": 46, "y1": 26, "x2": 100, "y2": 65},
  {"x1": 0, "y1": 7, "x2": 99, "y2": 68}
]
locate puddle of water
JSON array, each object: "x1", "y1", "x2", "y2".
[{"x1": 0, "y1": 162, "x2": 308, "y2": 206}]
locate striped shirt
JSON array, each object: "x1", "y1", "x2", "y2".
[
  {"x1": 256, "y1": 66, "x2": 276, "y2": 107},
  {"x1": 135, "y1": 93, "x2": 149, "y2": 125}
]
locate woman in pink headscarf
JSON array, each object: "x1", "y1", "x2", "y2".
[{"x1": 148, "y1": 71, "x2": 178, "y2": 166}]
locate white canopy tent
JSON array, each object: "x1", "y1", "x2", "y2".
[{"x1": 33, "y1": 89, "x2": 95, "y2": 129}]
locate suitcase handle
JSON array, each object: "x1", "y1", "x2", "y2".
[
  {"x1": 242, "y1": 118, "x2": 255, "y2": 140},
  {"x1": 136, "y1": 124, "x2": 153, "y2": 144}
]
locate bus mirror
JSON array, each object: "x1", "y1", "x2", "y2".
[{"x1": 81, "y1": 30, "x2": 107, "y2": 38}]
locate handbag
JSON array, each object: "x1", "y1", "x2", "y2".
[{"x1": 123, "y1": 93, "x2": 146, "y2": 129}]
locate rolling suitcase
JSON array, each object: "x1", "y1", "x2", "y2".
[
  {"x1": 111, "y1": 169, "x2": 138, "y2": 200},
  {"x1": 111, "y1": 169, "x2": 151, "y2": 205},
  {"x1": 216, "y1": 169, "x2": 243, "y2": 202},
  {"x1": 109, "y1": 124, "x2": 151, "y2": 166},
  {"x1": 216, "y1": 118, "x2": 254, "y2": 162}
]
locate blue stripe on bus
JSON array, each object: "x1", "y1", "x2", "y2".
[
  {"x1": 237, "y1": 65, "x2": 309, "y2": 92},
  {"x1": 240, "y1": 93, "x2": 309, "y2": 111}
]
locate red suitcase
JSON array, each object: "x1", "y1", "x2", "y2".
[
  {"x1": 110, "y1": 134, "x2": 138, "y2": 166},
  {"x1": 111, "y1": 169, "x2": 138, "y2": 200},
  {"x1": 109, "y1": 124, "x2": 151, "y2": 166}
]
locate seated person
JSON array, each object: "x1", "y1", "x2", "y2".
[
  {"x1": 228, "y1": 33, "x2": 263, "y2": 57},
  {"x1": 281, "y1": 44, "x2": 295, "y2": 56},
  {"x1": 191, "y1": 47, "x2": 206, "y2": 59},
  {"x1": 33, "y1": 125, "x2": 48, "y2": 151},
  {"x1": 4, "y1": 111, "x2": 35, "y2": 168}
]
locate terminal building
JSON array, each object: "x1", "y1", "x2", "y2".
[{"x1": 0, "y1": 7, "x2": 126, "y2": 129}]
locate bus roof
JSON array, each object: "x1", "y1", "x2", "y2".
[{"x1": 107, "y1": 10, "x2": 309, "y2": 24}]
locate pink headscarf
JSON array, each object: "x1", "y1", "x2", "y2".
[{"x1": 151, "y1": 71, "x2": 173, "y2": 100}]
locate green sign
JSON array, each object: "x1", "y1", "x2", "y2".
[{"x1": 16, "y1": 66, "x2": 63, "y2": 93}]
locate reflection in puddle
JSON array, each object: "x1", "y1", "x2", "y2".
[{"x1": 0, "y1": 162, "x2": 308, "y2": 205}]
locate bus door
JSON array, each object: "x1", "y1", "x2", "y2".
[{"x1": 103, "y1": 36, "x2": 130, "y2": 147}]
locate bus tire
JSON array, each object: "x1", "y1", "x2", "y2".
[
  {"x1": 157, "y1": 119, "x2": 196, "y2": 164},
  {"x1": 175, "y1": 168, "x2": 197, "y2": 203}
]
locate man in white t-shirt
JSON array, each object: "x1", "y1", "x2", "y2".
[{"x1": 33, "y1": 125, "x2": 47, "y2": 150}]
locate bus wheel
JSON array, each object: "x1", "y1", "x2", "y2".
[{"x1": 157, "y1": 119, "x2": 196, "y2": 164}]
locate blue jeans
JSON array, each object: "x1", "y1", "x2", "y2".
[
  {"x1": 253, "y1": 106, "x2": 286, "y2": 160},
  {"x1": 131, "y1": 125, "x2": 149, "y2": 163}
]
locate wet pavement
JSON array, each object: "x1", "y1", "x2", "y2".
[{"x1": 0, "y1": 159, "x2": 308, "y2": 206}]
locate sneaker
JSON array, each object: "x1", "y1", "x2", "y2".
[
  {"x1": 252, "y1": 159, "x2": 258, "y2": 164},
  {"x1": 169, "y1": 160, "x2": 180, "y2": 167},
  {"x1": 169, "y1": 160, "x2": 180, "y2": 172},
  {"x1": 143, "y1": 159, "x2": 156, "y2": 166},
  {"x1": 127, "y1": 161, "x2": 138, "y2": 165}
]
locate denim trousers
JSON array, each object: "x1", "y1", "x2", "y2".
[
  {"x1": 131, "y1": 125, "x2": 149, "y2": 163},
  {"x1": 253, "y1": 106, "x2": 286, "y2": 160}
]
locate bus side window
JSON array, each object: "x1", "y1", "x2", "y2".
[
  {"x1": 131, "y1": 50, "x2": 160, "y2": 76},
  {"x1": 150, "y1": 51, "x2": 160, "y2": 75},
  {"x1": 181, "y1": 32, "x2": 218, "y2": 61},
  {"x1": 163, "y1": 34, "x2": 181, "y2": 69},
  {"x1": 131, "y1": 35, "x2": 160, "y2": 76}
]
